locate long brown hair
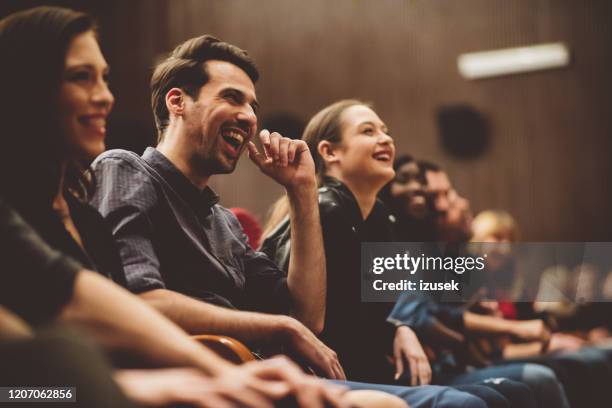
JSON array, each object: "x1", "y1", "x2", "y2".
[
  {"x1": 0, "y1": 6, "x2": 96, "y2": 216},
  {"x1": 262, "y1": 99, "x2": 369, "y2": 239}
]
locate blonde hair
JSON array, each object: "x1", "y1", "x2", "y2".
[
  {"x1": 262, "y1": 194, "x2": 291, "y2": 240},
  {"x1": 471, "y1": 210, "x2": 519, "y2": 242}
]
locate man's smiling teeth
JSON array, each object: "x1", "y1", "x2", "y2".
[{"x1": 222, "y1": 129, "x2": 244, "y2": 149}]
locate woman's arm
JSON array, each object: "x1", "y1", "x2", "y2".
[
  {"x1": 61, "y1": 270, "x2": 234, "y2": 374},
  {"x1": 0, "y1": 305, "x2": 32, "y2": 341}
]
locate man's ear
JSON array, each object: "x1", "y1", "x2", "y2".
[
  {"x1": 318, "y1": 140, "x2": 340, "y2": 165},
  {"x1": 165, "y1": 88, "x2": 186, "y2": 117}
]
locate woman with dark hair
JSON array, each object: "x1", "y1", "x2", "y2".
[
  {"x1": 0, "y1": 7, "x2": 96, "y2": 207},
  {"x1": 0, "y1": 7, "x2": 367, "y2": 408},
  {"x1": 0, "y1": 6, "x2": 117, "y2": 279},
  {"x1": 378, "y1": 155, "x2": 437, "y2": 242}
]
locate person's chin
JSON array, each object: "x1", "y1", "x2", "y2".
[
  {"x1": 212, "y1": 158, "x2": 237, "y2": 174},
  {"x1": 376, "y1": 166, "x2": 395, "y2": 182},
  {"x1": 387, "y1": 170, "x2": 398, "y2": 182},
  {"x1": 77, "y1": 141, "x2": 105, "y2": 163}
]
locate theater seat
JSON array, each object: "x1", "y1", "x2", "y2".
[{"x1": 192, "y1": 335, "x2": 256, "y2": 364}]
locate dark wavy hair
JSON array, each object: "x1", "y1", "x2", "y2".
[
  {"x1": 0, "y1": 6, "x2": 96, "y2": 215},
  {"x1": 151, "y1": 34, "x2": 259, "y2": 141}
]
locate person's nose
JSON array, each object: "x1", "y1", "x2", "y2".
[
  {"x1": 436, "y1": 195, "x2": 450, "y2": 212},
  {"x1": 378, "y1": 131, "x2": 394, "y2": 145},
  {"x1": 236, "y1": 104, "x2": 257, "y2": 129},
  {"x1": 91, "y1": 78, "x2": 114, "y2": 110}
]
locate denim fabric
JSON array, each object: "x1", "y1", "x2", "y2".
[
  {"x1": 330, "y1": 380, "x2": 487, "y2": 408},
  {"x1": 446, "y1": 363, "x2": 570, "y2": 408}
]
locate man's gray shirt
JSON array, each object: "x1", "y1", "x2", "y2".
[{"x1": 90, "y1": 147, "x2": 290, "y2": 313}]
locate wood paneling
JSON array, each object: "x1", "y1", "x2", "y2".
[{"x1": 5, "y1": 0, "x2": 610, "y2": 240}]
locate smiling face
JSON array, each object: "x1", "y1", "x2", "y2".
[
  {"x1": 332, "y1": 105, "x2": 395, "y2": 189},
  {"x1": 390, "y1": 161, "x2": 428, "y2": 219},
  {"x1": 58, "y1": 30, "x2": 114, "y2": 162},
  {"x1": 182, "y1": 60, "x2": 258, "y2": 175}
]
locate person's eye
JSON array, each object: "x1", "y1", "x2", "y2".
[
  {"x1": 67, "y1": 70, "x2": 92, "y2": 82},
  {"x1": 102, "y1": 72, "x2": 110, "y2": 84},
  {"x1": 225, "y1": 92, "x2": 240, "y2": 103},
  {"x1": 362, "y1": 127, "x2": 375, "y2": 135}
]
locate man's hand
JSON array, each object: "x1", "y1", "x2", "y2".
[
  {"x1": 247, "y1": 130, "x2": 316, "y2": 191},
  {"x1": 548, "y1": 333, "x2": 585, "y2": 352},
  {"x1": 282, "y1": 317, "x2": 346, "y2": 380},
  {"x1": 239, "y1": 356, "x2": 350, "y2": 408},
  {"x1": 393, "y1": 325, "x2": 432, "y2": 386}
]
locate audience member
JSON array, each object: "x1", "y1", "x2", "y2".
[
  {"x1": 382, "y1": 161, "x2": 570, "y2": 408},
  {"x1": 262, "y1": 100, "x2": 544, "y2": 408},
  {"x1": 378, "y1": 155, "x2": 436, "y2": 241},
  {"x1": 90, "y1": 33, "x2": 343, "y2": 378}
]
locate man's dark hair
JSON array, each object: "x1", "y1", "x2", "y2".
[{"x1": 151, "y1": 35, "x2": 259, "y2": 141}]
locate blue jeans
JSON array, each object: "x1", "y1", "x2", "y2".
[
  {"x1": 454, "y1": 379, "x2": 536, "y2": 408},
  {"x1": 510, "y1": 346, "x2": 612, "y2": 408},
  {"x1": 445, "y1": 363, "x2": 570, "y2": 408},
  {"x1": 332, "y1": 380, "x2": 487, "y2": 408}
]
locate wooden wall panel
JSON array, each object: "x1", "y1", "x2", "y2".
[
  {"x1": 5, "y1": 0, "x2": 609, "y2": 240},
  {"x1": 154, "y1": 0, "x2": 612, "y2": 240}
]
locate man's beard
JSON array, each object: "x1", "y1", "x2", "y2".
[{"x1": 197, "y1": 153, "x2": 238, "y2": 175}]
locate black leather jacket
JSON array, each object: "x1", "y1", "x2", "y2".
[{"x1": 262, "y1": 177, "x2": 398, "y2": 382}]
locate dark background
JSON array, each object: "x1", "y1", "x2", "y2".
[{"x1": 2, "y1": 0, "x2": 611, "y2": 241}]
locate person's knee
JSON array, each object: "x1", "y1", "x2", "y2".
[
  {"x1": 343, "y1": 390, "x2": 409, "y2": 408},
  {"x1": 438, "y1": 389, "x2": 487, "y2": 408},
  {"x1": 521, "y1": 363, "x2": 570, "y2": 408},
  {"x1": 522, "y1": 363, "x2": 559, "y2": 387}
]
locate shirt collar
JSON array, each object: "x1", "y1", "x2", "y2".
[{"x1": 142, "y1": 147, "x2": 220, "y2": 214}]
